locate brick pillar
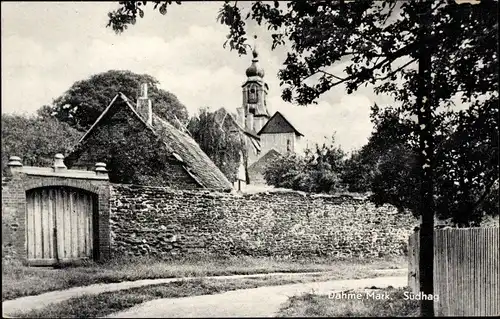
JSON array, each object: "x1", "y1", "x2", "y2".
[{"x1": 3, "y1": 156, "x2": 26, "y2": 261}]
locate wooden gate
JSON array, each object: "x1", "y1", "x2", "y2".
[{"x1": 26, "y1": 187, "x2": 95, "y2": 265}]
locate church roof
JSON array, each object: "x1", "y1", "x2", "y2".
[
  {"x1": 247, "y1": 148, "x2": 282, "y2": 182},
  {"x1": 71, "y1": 93, "x2": 233, "y2": 191},
  {"x1": 214, "y1": 107, "x2": 261, "y2": 148},
  {"x1": 257, "y1": 111, "x2": 304, "y2": 137}
]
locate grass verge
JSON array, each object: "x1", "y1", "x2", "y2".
[
  {"x1": 9, "y1": 272, "x2": 401, "y2": 318},
  {"x1": 277, "y1": 287, "x2": 419, "y2": 317},
  {"x1": 2, "y1": 255, "x2": 405, "y2": 301}
]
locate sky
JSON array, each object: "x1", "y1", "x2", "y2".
[{"x1": 1, "y1": 1, "x2": 401, "y2": 153}]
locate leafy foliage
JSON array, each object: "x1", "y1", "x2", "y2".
[
  {"x1": 263, "y1": 136, "x2": 346, "y2": 193},
  {"x1": 107, "y1": 1, "x2": 182, "y2": 34},
  {"x1": 187, "y1": 107, "x2": 245, "y2": 182},
  {"x1": 47, "y1": 70, "x2": 189, "y2": 131},
  {"x1": 263, "y1": 153, "x2": 305, "y2": 190},
  {"x1": 1, "y1": 113, "x2": 83, "y2": 172},
  {"x1": 345, "y1": 102, "x2": 499, "y2": 226},
  {"x1": 432, "y1": 98, "x2": 499, "y2": 226},
  {"x1": 341, "y1": 105, "x2": 416, "y2": 195},
  {"x1": 264, "y1": 98, "x2": 498, "y2": 226}
]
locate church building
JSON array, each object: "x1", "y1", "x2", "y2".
[{"x1": 235, "y1": 44, "x2": 304, "y2": 185}]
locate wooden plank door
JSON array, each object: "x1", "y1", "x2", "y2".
[
  {"x1": 26, "y1": 187, "x2": 94, "y2": 265},
  {"x1": 56, "y1": 188, "x2": 94, "y2": 261},
  {"x1": 26, "y1": 188, "x2": 57, "y2": 264}
]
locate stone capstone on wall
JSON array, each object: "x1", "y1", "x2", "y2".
[{"x1": 110, "y1": 184, "x2": 418, "y2": 258}]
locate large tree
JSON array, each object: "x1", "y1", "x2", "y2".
[
  {"x1": 47, "y1": 70, "x2": 189, "y2": 131},
  {"x1": 344, "y1": 103, "x2": 498, "y2": 226},
  {"x1": 187, "y1": 107, "x2": 245, "y2": 182},
  {"x1": 341, "y1": 105, "x2": 415, "y2": 194},
  {"x1": 106, "y1": 1, "x2": 498, "y2": 315},
  {"x1": 1, "y1": 110, "x2": 82, "y2": 172},
  {"x1": 106, "y1": 0, "x2": 497, "y2": 198}
]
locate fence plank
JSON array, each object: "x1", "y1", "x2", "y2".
[
  {"x1": 465, "y1": 228, "x2": 471, "y2": 316},
  {"x1": 408, "y1": 227, "x2": 499, "y2": 316},
  {"x1": 473, "y1": 228, "x2": 478, "y2": 316},
  {"x1": 47, "y1": 188, "x2": 54, "y2": 259},
  {"x1": 460, "y1": 229, "x2": 464, "y2": 315},
  {"x1": 77, "y1": 192, "x2": 82, "y2": 257},
  {"x1": 494, "y1": 227, "x2": 500, "y2": 316},
  {"x1": 436, "y1": 230, "x2": 441, "y2": 316},
  {"x1": 432, "y1": 232, "x2": 442, "y2": 314},
  {"x1": 480, "y1": 228, "x2": 485, "y2": 316}
]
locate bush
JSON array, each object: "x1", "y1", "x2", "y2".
[{"x1": 263, "y1": 136, "x2": 346, "y2": 194}]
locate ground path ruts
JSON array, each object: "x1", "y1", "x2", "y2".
[
  {"x1": 3, "y1": 269, "x2": 407, "y2": 317},
  {"x1": 106, "y1": 275, "x2": 407, "y2": 318}
]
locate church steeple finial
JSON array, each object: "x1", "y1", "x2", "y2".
[
  {"x1": 246, "y1": 35, "x2": 265, "y2": 78},
  {"x1": 252, "y1": 35, "x2": 259, "y2": 60}
]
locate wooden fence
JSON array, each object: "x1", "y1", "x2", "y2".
[{"x1": 408, "y1": 227, "x2": 499, "y2": 316}]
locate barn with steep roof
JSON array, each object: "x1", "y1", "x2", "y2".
[{"x1": 65, "y1": 84, "x2": 233, "y2": 191}]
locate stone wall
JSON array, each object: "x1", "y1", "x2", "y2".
[{"x1": 110, "y1": 184, "x2": 419, "y2": 259}]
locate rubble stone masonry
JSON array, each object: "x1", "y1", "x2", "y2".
[{"x1": 110, "y1": 184, "x2": 419, "y2": 259}]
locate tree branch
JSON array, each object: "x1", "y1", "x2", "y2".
[
  {"x1": 293, "y1": 41, "x2": 417, "y2": 93},
  {"x1": 375, "y1": 58, "x2": 417, "y2": 80},
  {"x1": 470, "y1": 176, "x2": 498, "y2": 214},
  {"x1": 318, "y1": 69, "x2": 344, "y2": 81},
  {"x1": 328, "y1": 42, "x2": 418, "y2": 88},
  {"x1": 381, "y1": 0, "x2": 398, "y2": 27}
]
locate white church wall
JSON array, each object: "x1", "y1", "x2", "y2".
[
  {"x1": 294, "y1": 135, "x2": 304, "y2": 154},
  {"x1": 254, "y1": 116, "x2": 267, "y2": 133},
  {"x1": 260, "y1": 132, "x2": 297, "y2": 156}
]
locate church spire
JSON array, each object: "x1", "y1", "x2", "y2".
[
  {"x1": 245, "y1": 35, "x2": 265, "y2": 78},
  {"x1": 252, "y1": 35, "x2": 259, "y2": 60},
  {"x1": 240, "y1": 34, "x2": 270, "y2": 135}
]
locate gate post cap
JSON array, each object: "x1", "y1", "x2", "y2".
[
  {"x1": 95, "y1": 162, "x2": 107, "y2": 172},
  {"x1": 95, "y1": 163, "x2": 108, "y2": 178},
  {"x1": 53, "y1": 153, "x2": 67, "y2": 171},
  {"x1": 7, "y1": 156, "x2": 23, "y2": 167}
]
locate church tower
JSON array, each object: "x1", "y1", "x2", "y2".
[
  {"x1": 237, "y1": 39, "x2": 271, "y2": 135},
  {"x1": 234, "y1": 38, "x2": 304, "y2": 185}
]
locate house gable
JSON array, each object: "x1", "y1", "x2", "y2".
[
  {"x1": 257, "y1": 111, "x2": 303, "y2": 136},
  {"x1": 65, "y1": 95, "x2": 201, "y2": 188}
]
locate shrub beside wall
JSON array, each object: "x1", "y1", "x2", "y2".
[{"x1": 110, "y1": 184, "x2": 418, "y2": 259}]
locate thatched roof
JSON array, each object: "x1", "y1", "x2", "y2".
[{"x1": 71, "y1": 93, "x2": 233, "y2": 191}]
